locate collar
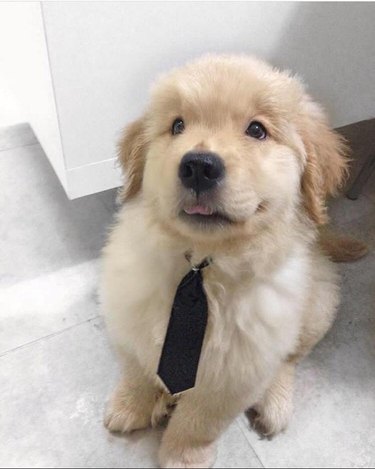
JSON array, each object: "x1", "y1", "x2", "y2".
[{"x1": 184, "y1": 251, "x2": 212, "y2": 271}]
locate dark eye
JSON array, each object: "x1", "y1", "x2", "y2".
[
  {"x1": 246, "y1": 121, "x2": 267, "y2": 140},
  {"x1": 171, "y1": 118, "x2": 185, "y2": 135}
]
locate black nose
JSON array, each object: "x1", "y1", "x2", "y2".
[{"x1": 178, "y1": 152, "x2": 225, "y2": 193}]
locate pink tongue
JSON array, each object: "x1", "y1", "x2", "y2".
[{"x1": 184, "y1": 205, "x2": 213, "y2": 215}]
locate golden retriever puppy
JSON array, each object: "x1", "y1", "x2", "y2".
[{"x1": 101, "y1": 55, "x2": 348, "y2": 468}]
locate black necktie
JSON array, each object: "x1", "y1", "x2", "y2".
[{"x1": 157, "y1": 258, "x2": 210, "y2": 395}]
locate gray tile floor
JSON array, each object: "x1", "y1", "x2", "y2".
[{"x1": 0, "y1": 123, "x2": 374, "y2": 468}]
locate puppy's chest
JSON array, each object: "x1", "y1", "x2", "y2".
[{"x1": 142, "y1": 257, "x2": 305, "y2": 374}]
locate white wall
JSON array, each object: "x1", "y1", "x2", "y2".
[
  {"x1": 268, "y1": 2, "x2": 375, "y2": 129},
  {"x1": 1, "y1": 2, "x2": 374, "y2": 198},
  {"x1": 0, "y1": 82, "x2": 28, "y2": 128},
  {"x1": 0, "y1": 2, "x2": 67, "y2": 190},
  {"x1": 42, "y1": 1, "x2": 298, "y2": 170},
  {"x1": 42, "y1": 1, "x2": 375, "y2": 169}
]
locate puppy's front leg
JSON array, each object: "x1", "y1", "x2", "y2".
[
  {"x1": 250, "y1": 361, "x2": 295, "y2": 436},
  {"x1": 104, "y1": 355, "x2": 158, "y2": 433},
  {"x1": 159, "y1": 389, "x2": 238, "y2": 468}
]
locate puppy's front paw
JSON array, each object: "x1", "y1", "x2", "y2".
[
  {"x1": 248, "y1": 363, "x2": 294, "y2": 437},
  {"x1": 159, "y1": 442, "x2": 216, "y2": 468},
  {"x1": 248, "y1": 395, "x2": 292, "y2": 437},
  {"x1": 104, "y1": 384, "x2": 153, "y2": 433}
]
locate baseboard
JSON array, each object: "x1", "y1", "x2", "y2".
[{"x1": 66, "y1": 157, "x2": 122, "y2": 199}]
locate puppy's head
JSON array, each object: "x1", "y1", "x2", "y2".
[{"x1": 118, "y1": 55, "x2": 348, "y2": 242}]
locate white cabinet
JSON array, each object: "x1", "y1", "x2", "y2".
[{"x1": 1, "y1": 2, "x2": 374, "y2": 199}]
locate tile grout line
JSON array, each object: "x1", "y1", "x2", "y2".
[
  {"x1": 0, "y1": 315, "x2": 101, "y2": 359},
  {"x1": 0, "y1": 257, "x2": 101, "y2": 291},
  {"x1": 0, "y1": 141, "x2": 40, "y2": 153},
  {"x1": 235, "y1": 417, "x2": 265, "y2": 468}
]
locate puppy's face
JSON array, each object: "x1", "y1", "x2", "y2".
[{"x1": 119, "y1": 56, "x2": 347, "y2": 243}]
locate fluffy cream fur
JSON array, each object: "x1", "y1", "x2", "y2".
[{"x1": 100, "y1": 55, "x2": 347, "y2": 468}]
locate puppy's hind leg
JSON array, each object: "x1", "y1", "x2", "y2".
[
  {"x1": 104, "y1": 355, "x2": 158, "y2": 433},
  {"x1": 248, "y1": 362, "x2": 295, "y2": 437}
]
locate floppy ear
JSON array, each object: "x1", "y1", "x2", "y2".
[
  {"x1": 117, "y1": 118, "x2": 149, "y2": 203},
  {"x1": 300, "y1": 100, "x2": 349, "y2": 224}
]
